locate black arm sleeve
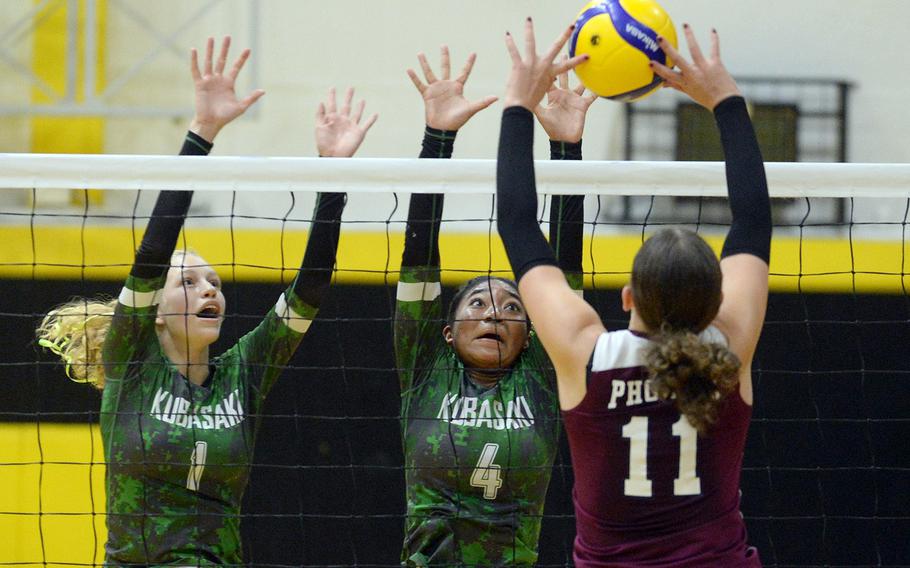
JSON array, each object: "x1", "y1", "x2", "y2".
[
  {"x1": 715, "y1": 96, "x2": 772, "y2": 264},
  {"x1": 292, "y1": 192, "x2": 347, "y2": 308},
  {"x1": 401, "y1": 127, "x2": 456, "y2": 268},
  {"x1": 129, "y1": 131, "x2": 213, "y2": 280},
  {"x1": 548, "y1": 140, "x2": 584, "y2": 276},
  {"x1": 496, "y1": 107, "x2": 558, "y2": 282}
]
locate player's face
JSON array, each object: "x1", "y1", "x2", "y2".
[
  {"x1": 446, "y1": 280, "x2": 529, "y2": 372},
  {"x1": 157, "y1": 252, "x2": 226, "y2": 349}
]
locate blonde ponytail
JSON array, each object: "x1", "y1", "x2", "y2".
[
  {"x1": 645, "y1": 329, "x2": 741, "y2": 435},
  {"x1": 36, "y1": 298, "x2": 117, "y2": 389}
]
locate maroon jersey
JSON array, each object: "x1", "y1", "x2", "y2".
[{"x1": 563, "y1": 328, "x2": 761, "y2": 567}]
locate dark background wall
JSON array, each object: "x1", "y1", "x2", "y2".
[{"x1": 1, "y1": 279, "x2": 907, "y2": 567}]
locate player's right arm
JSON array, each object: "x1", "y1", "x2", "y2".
[
  {"x1": 525, "y1": 64, "x2": 596, "y2": 364},
  {"x1": 103, "y1": 36, "x2": 263, "y2": 383},
  {"x1": 652, "y1": 28, "x2": 771, "y2": 404},
  {"x1": 495, "y1": 21, "x2": 601, "y2": 410},
  {"x1": 396, "y1": 46, "x2": 497, "y2": 390}
]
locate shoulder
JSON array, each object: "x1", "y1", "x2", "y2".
[
  {"x1": 589, "y1": 326, "x2": 728, "y2": 373},
  {"x1": 589, "y1": 330, "x2": 649, "y2": 372}
]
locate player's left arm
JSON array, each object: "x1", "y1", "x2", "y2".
[
  {"x1": 713, "y1": 95, "x2": 770, "y2": 373},
  {"x1": 236, "y1": 88, "x2": 376, "y2": 396},
  {"x1": 653, "y1": 27, "x2": 771, "y2": 404}
]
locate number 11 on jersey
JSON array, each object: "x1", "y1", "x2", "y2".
[{"x1": 621, "y1": 416, "x2": 701, "y2": 497}]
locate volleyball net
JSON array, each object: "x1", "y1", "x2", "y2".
[{"x1": 0, "y1": 155, "x2": 908, "y2": 567}]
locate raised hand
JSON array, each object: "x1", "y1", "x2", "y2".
[
  {"x1": 650, "y1": 25, "x2": 741, "y2": 110},
  {"x1": 503, "y1": 17, "x2": 588, "y2": 111},
  {"x1": 534, "y1": 59, "x2": 597, "y2": 143},
  {"x1": 407, "y1": 46, "x2": 497, "y2": 131},
  {"x1": 315, "y1": 87, "x2": 378, "y2": 158},
  {"x1": 189, "y1": 36, "x2": 265, "y2": 142}
]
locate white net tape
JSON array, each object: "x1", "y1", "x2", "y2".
[{"x1": 2, "y1": 153, "x2": 909, "y2": 197}]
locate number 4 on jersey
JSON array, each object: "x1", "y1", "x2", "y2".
[
  {"x1": 621, "y1": 416, "x2": 701, "y2": 497},
  {"x1": 470, "y1": 443, "x2": 503, "y2": 500}
]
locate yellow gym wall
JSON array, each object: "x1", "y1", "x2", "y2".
[
  {"x1": 30, "y1": 0, "x2": 106, "y2": 204},
  {"x1": 1, "y1": 225, "x2": 910, "y2": 294},
  {"x1": 0, "y1": 423, "x2": 106, "y2": 564},
  {"x1": 1, "y1": 1, "x2": 108, "y2": 564}
]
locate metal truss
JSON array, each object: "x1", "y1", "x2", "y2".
[{"x1": 0, "y1": 0, "x2": 260, "y2": 118}]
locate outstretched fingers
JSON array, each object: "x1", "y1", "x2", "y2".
[
  {"x1": 657, "y1": 35, "x2": 689, "y2": 74},
  {"x1": 470, "y1": 95, "x2": 499, "y2": 114},
  {"x1": 682, "y1": 24, "x2": 706, "y2": 65},
  {"x1": 455, "y1": 52, "x2": 477, "y2": 84},
  {"x1": 341, "y1": 87, "x2": 354, "y2": 117},
  {"x1": 417, "y1": 52, "x2": 438, "y2": 83},
  {"x1": 709, "y1": 28, "x2": 721, "y2": 61},
  {"x1": 558, "y1": 56, "x2": 569, "y2": 90},
  {"x1": 554, "y1": 53, "x2": 587, "y2": 76},
  {"x1": 504, "y1": 31, "x2": 522, "y2": 64},
  {"x1": 352, "y1": 99, "x2": 365, "y2": 124},
  {"x1": 543, "y1": 23, "x2": 576, "y2": 67},
  {"x1": 406, "y1": 68, "x2": 426, "y2": 93},
  {"x1": 574, "y1": 83, "x2": 597, "y2": 105},
  {"x1": 325, "y1": 87, "x2": 337, "y2": 115},
  {"x1": 440, "y1": 45, "x2": 451, "y2": 80},
  {"x1": 227, "y1": 48, "x2": 251, "y2": 81},
  {"x1": 239, "y1": 88, "x2": 265, "y2": 111},
  {"x1": 650, "y1": 59, "x2": 681, "y2": 88},
  {"x1": 361, "y1": 112, "x2": 379, "y2": 133},
  {"x1": 524, "y1": 17, "x2": 536, "y2": 61},
  {"x1": 215, "y1": 36, "x2": 230, "y2": 75},
  {"x1": 190, "y1": 48, "x2": 202, "y2": 81},
  {"x1": 203, "y1": 36, "x2": 214, "y2": 76}
]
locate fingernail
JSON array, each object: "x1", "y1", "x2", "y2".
[
  {"x1": 527, "y1": 16, "x2": 532, "y2": 22},
  {"x1": 506, "y1": 31, "x2": 511, "y2": 36},
  {"x1": 712, "y1": 27, "x2": 717, "y2": 33},
  {"x1": 648, "y1": 61, "x2": 654, "y2": 67},
  {"x1": 584, "y1": 54, "x2": 590, "y2": 60},
  {"x1": 683, "y1": 22, "x2": 690, "y2": 28},
  {"x1": 657, "y1": 35, "x2": 663, "y2": 42},
  {"x1": 570, "y1": 24, "x2": 576, "y2": 30}
]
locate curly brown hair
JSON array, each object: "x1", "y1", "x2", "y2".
[
  {"x1": 645, "y1": 329, "x2": 741, "y2": 434},
  {"x1": 631, "y1": 228, "x2": 741, "y2": 434}
]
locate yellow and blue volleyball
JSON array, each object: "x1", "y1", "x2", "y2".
[{"x1": 569, "y1": 0, "x2": 678, "y2": 101}]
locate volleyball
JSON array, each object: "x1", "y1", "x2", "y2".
[{"x1": 569, "y1": 0, "x2": 678, "y2": 101}]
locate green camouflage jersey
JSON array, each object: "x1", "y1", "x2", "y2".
[
  {"x1": 396, "y1": 267, "x2": 581, "y2": 567},
  {"x1": 101, "y1": 273, "x2": 316, "y2": 566}
]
